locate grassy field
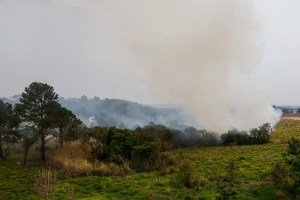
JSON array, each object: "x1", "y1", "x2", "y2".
[
  {"x1": 271, "y1": 119, "x2": 300, "y2": 143},
  {"x1": 0, "y1": 120, "x2": 299, "y2": 199},
  {"x1": 0, "y1": 144, "x2": 287, "y2": 199}
]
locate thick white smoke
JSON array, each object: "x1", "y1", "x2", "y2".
[
  {"x1": 97, "y1": 0, "x2": 281, "y2": 132},
  {"x1": 1, "y1": 0, "x2": 281, "y2": 132}
]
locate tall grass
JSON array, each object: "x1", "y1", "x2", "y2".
[{"x1": 35, "y1": 169, "x2": 56, "y2": 200}]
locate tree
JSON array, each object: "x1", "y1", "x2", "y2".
[
  {"x1": 52, "y1": 104, "x2": 82, "y2": 147},
  {"x1": 131, "y1": 124, "x2": 174, "y2": 171},
  {"x1": 0, "y1": 100, "x2": 20, "y2": 160},
  {"x1": 221, "y1": 129, "x2": 250, "y2": 146},
  {"x1": 250, "y1": 123, "x2": 271, "y2": 144},
  {"x1": 80, "y1": 127, "x2": 110, "y2": 161},
  {"x1": 104, "y1": 128, "x2": 132, "y2": 164},
  {"x1": 16, "y1": 82, "x2": 59, "y2": 162}
]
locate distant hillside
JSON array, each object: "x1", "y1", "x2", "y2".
[
  {"x1": 1, "y1": 95, "x2": 193, "y2": 130},
  {"x1": 273, "y1": 105, "x2": 300, "y2": 116}
]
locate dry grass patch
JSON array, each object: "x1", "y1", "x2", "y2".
[
  {"x1": 50, "y1": 142, "x2": 133, "y2": 176},
  {"x1": 94, "y1": 161, "x2": 133, "y2": 176},
  {"x1": 50, "y1": 142, "x2": 93, "y2": 176}
]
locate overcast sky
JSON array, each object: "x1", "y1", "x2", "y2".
[{"x1": 1, "y1": 0, "x2": 300, "y2": 105}]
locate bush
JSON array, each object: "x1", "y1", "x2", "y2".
[
  {"x1": 225, "y1": 160, "x2": 239, "y2": 184},
  {"x1": 250, "y1": 123, "x2": 271, "y2": 144},
  {"x1": 178, "y1": 159, "x2": 197, "y2": 188},
  {"x1": 284, "y1": 137, "x2": 300, "y2": 197},
  {"x1": 131, "y1": 141, "x2": 161, "y2": 172},
  {"x1": 215, "y1": 160, "x2": 240, "y2": 200},
  {"x1": 157, "y1": 152, "x2": 178, "y2": 174},
  {"x1": 271, "y1": 162, "x2": 290, "y2": 187},
  {"x1": 50, "y1": 142, "x2": 94, "y2": 176},
  {"x1": 94, "y1": 161, "x2": 133, "y2": 176},
  {"x1": 50, "y1": 141, "x2": 133, "y2": 176},
  {"x1": 103, "y1": 128, "x2": 132, "y2": 164},
  {"x1": 272, "y1": 137, "x2": 300, "y2": 198},
  {"x1": 216, "y1": 181, "x2": 238, "y2": 200},
  {"x1": 79, "y1": 127, "x2": 109, "y2": 161},
  {"x1": 174, "y1": 127, "x2": 220, "y2": 147},
  {"x1": 221, "y1": 129, "x2": 250, "y2": 146}
]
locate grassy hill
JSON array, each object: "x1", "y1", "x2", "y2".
[
  {"x1": 1, "y1": 119, "x2": 299, "y2": 199},
  {"x1": 271, "y1": 118, "x2": 300, "y2": 143}
]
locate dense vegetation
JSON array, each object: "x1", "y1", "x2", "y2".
[{"x1": 1, "y1": 82, "x2": 300, "y2": 199}]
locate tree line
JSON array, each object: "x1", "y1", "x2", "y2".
[{"x1": 0, "y1": 82, "x2": 272, "y2": 166}]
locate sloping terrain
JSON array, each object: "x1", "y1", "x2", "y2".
[
  {"x1": 1, "y1": 116, "x2": 299, "y2": 200},
  {"x1": 1, "y1": 95, "x2": 192, "y2": 130},
  {"x1": 0, "y1": 143, "x2": 286, "y2": 200},
  {"x1": 271, "y1": 119, "x2": 300, "y2": 143}
]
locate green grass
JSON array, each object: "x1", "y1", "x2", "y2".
[
  {"x1": 0, "y1": 160, "x2": 39, "y2": 200},
  {"x1": 271, "y1": 119, "x2": 300, "y2": 143},
  {"x1": 1, "y1": 119, "x2": 299, "y2": 199},
  {"x1": 0, "y1": 144, "x2": 287, "y2": 200}
]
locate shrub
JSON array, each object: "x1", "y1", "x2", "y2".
[
  {"x1": 50, "y1": 142, "x2": 93, "y2": 176},
  {"x1": 250, "y1": 123, "x2": 271, "y2": 144},
  {"x1": 174, "y1": 127, "x2": 220, "y2": 147},
  {"x1": 271, "y1": 162, "x2": 290, "y2": 187},
  {"x1": 133, "y1": 124, "x2": 175, "y2": 150},
  {"x1": 51, "y1": 141, "x2": 134, "y2": 176},
  {"x1": 216, "y1": 181, "x2": 238, "y2": 200},
  {"x1": 103, "y1": 128, "x2": 132, "y2": 164},
  {"x1": 157, "y1": 152, "x2": 178, "y2": 174},
  {"x1": 271, "y1": 137, "x2": 300, "y2": 199},
  {"x1": 284, "y1": 137, "x2": 300, "y2": 197},
  {"x1": 221, "y1": 129, "x2": 250, "y2": 146},
  {"x1": 93, "y1": 161, "x2": 133, "y2": 176},
  {"x1": 178, "y1": 159, "x2": 197, "y2": 188},
  {"x1": 225, "y1": 160, "x2": 239, "y2": 184},
  {"x1": 79, "y1": 127, "x2": 109, "y2": 161},
  {"x1": 131, "y1": 141, "x2": 161, "y2": 172},
  {"x1": 215, "y1": 160, "x2": 240, "y2": 200}
]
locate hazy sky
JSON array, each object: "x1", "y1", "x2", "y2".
[{"x1": 1, "y1": 0, "x2": 300, "y2": 105}]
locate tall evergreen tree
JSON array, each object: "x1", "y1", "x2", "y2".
[{"x1": 16, "y1": 82, "x2": 59, "y2": 162}]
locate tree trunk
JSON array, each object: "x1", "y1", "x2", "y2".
[
  {"x1": 23, "y1": 150, "x2": 28, "y2": 167},
  {"x1": 41, "y1": 132, "x2": 46, "y2": 162},
  {"x1": 59, "y1": 127, "x2": 63, "y2": 148},
  {"x1": 0, "y1": 140, "x2": 3, "y2": 160}
]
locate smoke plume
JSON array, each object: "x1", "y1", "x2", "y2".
[
  {"x1": 1, "y1": 0, "x2": 281, "y2": 132},
  {"x1": 98, "y1": 0, "x2": 280, "y2": 132}
]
